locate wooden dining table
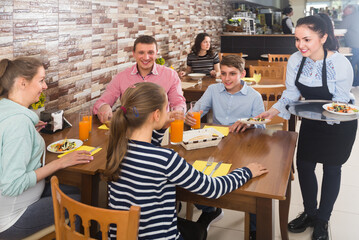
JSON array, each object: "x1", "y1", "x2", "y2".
[
  {"x1": 43, "y1": 115, "x2": 297, "y2": 240},
  {"x1": 43, "y1": 116, "x2": 108, "y2": 206},
  {"x1": 169, "y1": 128, "x2": 298, "y2": 240}
]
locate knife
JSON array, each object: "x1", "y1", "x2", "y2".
[
  {"x1": 89, "y1": 147, "x2": 100, "y2": 154},
  {"x1": 209, "y1": 161, "x2": 223, "y2": 177}
]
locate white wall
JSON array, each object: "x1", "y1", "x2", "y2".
[{"x1": 291, "y1": 0, "x2": 307, "y2": 25}]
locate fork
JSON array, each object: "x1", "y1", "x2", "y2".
[{"x1": 202, "y1": 156, "x2": 214, "y2": 173}]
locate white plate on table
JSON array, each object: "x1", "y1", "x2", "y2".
[
  {"x1": 47, "y1": 139, "x2": 83, "y2": 153},
  {"x1": 238, "y1": 118, "x2": 271, "y2": 125},
  {"x1": 322, "y1": 103, "x2": 359, "y2": 116},
  {"x1": 188, "y1": 73, "x2": 206, "y2": 81}
]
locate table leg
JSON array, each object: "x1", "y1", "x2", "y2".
[
  {"x1": 244, "y1": 212, "x2": 250, "y2": 240},
  {"x1": 256, "y1": 198, "x2": 274, "y2": 240},
  {"x1": 186, "y1": 202, "x2": 194, "y2": 221},
  {"x1": 279, "y1": 177, "x2": 291, "y2": 240}
]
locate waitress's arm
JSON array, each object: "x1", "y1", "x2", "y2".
[{"x1": 271, "y1": 54, "x2": 302, "y2": 119}]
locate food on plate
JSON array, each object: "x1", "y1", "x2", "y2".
[
  {"x1": 326, "y1": 103, "x2": 358, "y2": 114},
  {"x1": 212, "y1": 134, "x2": 219, "y2": 137},
  {"x1": 50, "y1": 139, "x2": 77, "y2": 152},
  {"x1": 247, "y1": 117, "x2": 266, "y2": 122}
]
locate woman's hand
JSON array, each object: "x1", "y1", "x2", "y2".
[
  {"x1": 35, "y1": 150, "x2": 93, "y2": 182},
  {"x1": 229, "y1": 121, "x2": 252, "y2": 133},
  {"x1": 179, "y1": 71, "x2": 186, "y2": 77},
  {"x1": 35, "y1": 121, "x2": 47, "y2": 132},
  {"x1": 58, "y1": 150, "x2": 94, "y2": 169},
  {"x1": 257, "y1": 108, "x2": 280, "y2": 120},
  {"x1": 246, "y1": 163, "x2": 268, "y2": 178},
  {"x1": 210, "y1": 70, "x2": 217, "y2": 78}
]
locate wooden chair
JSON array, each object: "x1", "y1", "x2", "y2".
[
  {"x1": 249, "y1": 65, "x2": 285, "y2": 84},
  {"x1": 255, "y1": 86, "x2": 288, "y2": 131},
  {"x1": 257, "y1": 60, "x2": 287, "y2": 80},
  {"x1": 219, "y1": 52, "x2": 242, "y2": 61},
  {"x1": 267, "y1": 54, "x2": 291, "y2": 62},
  {"x1": 23, "y1": 226, "x2": 56, "y2": 240},
  {"x1": 51, "y1": 176, "x2": 140, "y2": 240}
]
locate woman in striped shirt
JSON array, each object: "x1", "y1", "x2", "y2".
[
  {"x1": 103, "y1": 82, "x2": 268, "y2": 240},
  {"x1": 180, "y1": 33, "x2": 220, "y2": 78}
]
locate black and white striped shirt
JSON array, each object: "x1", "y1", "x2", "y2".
[
  {"x1": 108, "y1": 130, "x2": 252, "y2": 240},
  {"x1": 187, "y1": 52, "x2": 220, "y2": 75}
]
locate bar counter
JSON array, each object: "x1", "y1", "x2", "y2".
[{"x1": 221, "y1": 34, "x2": 298, "y2": 60}]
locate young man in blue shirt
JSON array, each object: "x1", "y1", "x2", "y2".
[{"x1": 185, "y1": 54, "x2": 265, "y2": 132}]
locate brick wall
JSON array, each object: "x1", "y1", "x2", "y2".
[{"x1": 0, "y1": 0, "x2": 230, "y2": 113}]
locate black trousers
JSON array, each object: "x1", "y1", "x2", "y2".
[{"x1": 297, "y1": 159, "x2": 342, "y2": 222}]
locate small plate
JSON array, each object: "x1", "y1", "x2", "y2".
[
  {"x1": 322, "y1": 103, "x2": 359, "y2": 116},
  {"x1": 47, "y1": 139, "x2": 83, "y2": 153},
  {"x1": 238, "y1": 118, "x2": 271, "y2": 125},
  {"x1": 188, "y1": 73, "x2": 206, "y2": 80}
]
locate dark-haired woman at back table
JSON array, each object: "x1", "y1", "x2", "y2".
[
  {"x1": 179, "y1": 33, "x2": 220, "y2": 78},
  {"x1": 258, "y1": 13, "x2": 357, "y2": 240}
]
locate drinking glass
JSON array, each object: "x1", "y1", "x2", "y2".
[
  {"x1": 79, "y1": 110, "x2": 90, "y2": 141},
  {"x1": 170, "y1": 106, "x2": 185, "y2": 144},
  {"x1": 189, "y1": 101, "x2": 201, "y2": 129}
]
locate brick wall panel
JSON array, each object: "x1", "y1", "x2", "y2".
[{"x1": 0, "y1": 0, "x2": 230, "y2": 114}]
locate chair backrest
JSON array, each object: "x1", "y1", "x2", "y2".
[
  {"x1": 267, "y1": 54, "x2": 291, "y2": 62},
  {"x1": 254, "y1": 86, "x2": 288, "y2": 131},
  {"x1": 51, "y1": 176, "x2": 140, "y2": 240},
  {"x1": 257, "y1": 60, "x2": 287, "y2": 80},
  {"x1": 219, "y1": 52, "x2": 242, "y2": 61},
  {"x1": 249, "y1": 65, "x2": 285, "y2": 84}
]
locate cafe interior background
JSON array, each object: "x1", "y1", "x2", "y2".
[{"x1": 1, "y1": 0, "x2": 359, "y2": 239}]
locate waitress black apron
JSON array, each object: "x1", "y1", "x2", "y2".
[{"x1": 295, "y1": 50, "x2": 357, "y2": 165}]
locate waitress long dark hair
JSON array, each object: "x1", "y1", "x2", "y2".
[{"x1": 259, "y1": 13, "x2": 357, "y2": 240}]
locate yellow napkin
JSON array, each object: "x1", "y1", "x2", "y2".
[
  {"x1": 203, "y1": 125, "x2": 229, "y2": 136},
  {"x1": 98, "y1": 124, "x2": 109, "y2": 130},
  {"x1": 193, "y1": 160, "x2": 232, "y2": 177},
  {"x1": 242, "y1": 77, "x2": 255, "y2": 81},
  {"x1": 58, "y1": 146, "x2": 102, "y2": 158}
]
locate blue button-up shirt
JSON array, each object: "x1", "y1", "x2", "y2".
[{"x1": 193, "y1": 82, "x2": 265, "y2": 127}]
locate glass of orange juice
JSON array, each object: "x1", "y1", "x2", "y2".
[
  {"x1": 79, "y1": 110, "x2": 90, "y2": 141},
  {"x1": 189, "y1": 101, "x2": 201, "y2": 129},
  {"x1": 170, "y1": 106, "x2": 184, "y2": 144}
]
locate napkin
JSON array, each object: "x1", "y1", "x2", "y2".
[
  {"x1": 98, "y1": 124, "x2": 109, "y2": 130},
  {"x1": 181, "y1": 82, "x2": 197, "y2": 89},
  {"x1": 58, "y1": 145, "x2": 102, "y2": 158},
  {"x1": 203, "y1": 125, "x2": 229, "y2": 136},
  {"x1": 193, "y1": 160, "x2": 232, "y2": 177}
]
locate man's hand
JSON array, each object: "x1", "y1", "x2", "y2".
[
  {"x1": 229, "y1": 121, "x2": 252, "y2": 133},
  {"x1": 97, "y1": 104, "x2": 113, "y2": 123},
  {"x1": 184, "y1": 110, "x2": 203, "y2": 127}
]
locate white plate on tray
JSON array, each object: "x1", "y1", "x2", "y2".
[
  {"x1": 181, "y1": 128, "x2": 224, "y2": 150},
  {"x1": 238, "y1": 118, "x2": 271, "y2": 125},
  {"x1": 322, "y1": 103, "x2": 359, "y2": 116},
  {"x1": 47, "y1": 139, "x2": 83, "y2": 153}
]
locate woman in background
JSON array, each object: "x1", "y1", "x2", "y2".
[
  {"x1": 282, "y1": 6, "x2": 294, "y2": 34},
  {"x1": 180, "y1": 33, "x2": 220, "y2": 78}
]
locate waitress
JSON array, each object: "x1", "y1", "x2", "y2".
[
  {"x1": 282, "y1": 6, "x2": 294, "y2": 34},
  {"x1": 259, "y1": 13, "x2": 357, "y2": 240}
]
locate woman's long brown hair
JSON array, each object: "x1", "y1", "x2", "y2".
[{"x1": 103, "y1": 82, "x2": 167, "y2": 181}]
